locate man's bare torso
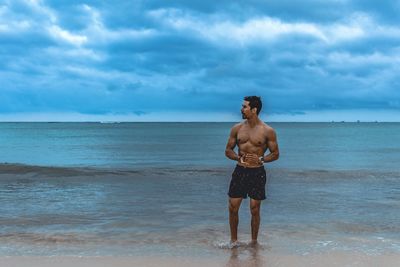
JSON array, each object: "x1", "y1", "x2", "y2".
[{"x1": 236, "y1": 121, "x2": 271, "y2": 168}]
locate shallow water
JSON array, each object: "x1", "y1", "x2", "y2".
[{"x1": 0, "y1": 164, "x2": 399, "y2": 256}]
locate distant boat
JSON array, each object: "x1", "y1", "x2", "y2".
[{"x1": 100, "y1": 121, "x2": 121, "y2": 124}]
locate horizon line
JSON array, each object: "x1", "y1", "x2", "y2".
[{"x1": 0, "y1": 120, "x2": 393, "y2": 123}]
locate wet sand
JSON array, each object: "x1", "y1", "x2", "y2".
[{"x1": 1, "y1": 253, "x2": 400, "y2": 267}]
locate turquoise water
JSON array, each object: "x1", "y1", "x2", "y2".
[
  {"x1": 0, "y1": 122, "x2": 399, "y2": 256},
  {"x1": 0, "y1": 122, "x2": 399, "y2": 170}
]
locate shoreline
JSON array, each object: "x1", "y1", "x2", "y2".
[{"x1": 1, "y1": 252, "x2": 400, "y2": 267}]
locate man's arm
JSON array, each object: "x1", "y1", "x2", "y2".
[
  {"x1": 225, "y1": 124, "x2": 241, "y2": 161},
  {"x1": 262, "y1": 128, "x2": 279, "y2": 163}
]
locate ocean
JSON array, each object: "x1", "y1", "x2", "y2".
[{"x1": 0, "y1": 122, "x2": 399, "y2": 257}]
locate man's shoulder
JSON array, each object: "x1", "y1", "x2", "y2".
[
  {"x1": 232, "y1": 122, "x2": 244, "y2": 130},
  {"x1": 260, "y1": 122, "x2": 276, "y2": 135}
]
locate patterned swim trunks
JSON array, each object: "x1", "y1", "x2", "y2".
[{"x1": 228, "y1": 164, "x2": 267, "y2": 200}]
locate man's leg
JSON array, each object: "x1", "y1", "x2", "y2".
[
  {"x1": 250, "y1": 198, "x2": 261, "y2": 242},
  {"x1": 229, "y1": 197, "x2": 243, "y2": 242}
]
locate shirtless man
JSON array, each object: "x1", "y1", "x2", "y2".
[{"x1": 225, "y1": 96, "x2": 279, "y2": 246}]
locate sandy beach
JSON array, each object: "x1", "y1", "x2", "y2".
[{"x1": 1, "y1": 253, "x2": 400, "y2": 267}]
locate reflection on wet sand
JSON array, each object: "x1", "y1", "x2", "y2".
[{"x1": 225, "y1": 243, "x2": 264, "y2": 267}]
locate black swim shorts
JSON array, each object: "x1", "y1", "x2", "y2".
[{"x1": 228, "y1": 164, "x2": 267, "y2": 200}]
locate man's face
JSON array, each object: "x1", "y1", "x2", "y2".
[{"x1": 241, "y1": 100, "x2": 252, "y2": 119}]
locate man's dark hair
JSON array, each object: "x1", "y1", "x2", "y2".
[{"x1": 244, "y1": 96, "x2": 262, "y2": 115}]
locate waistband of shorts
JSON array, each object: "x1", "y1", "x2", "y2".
[{"x1": 235, "y1": 164, "x2": 264, "y2": 170}]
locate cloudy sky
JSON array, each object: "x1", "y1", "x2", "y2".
[{"x1": 1, "y1": 0, "x2": 400, "y2": 121}]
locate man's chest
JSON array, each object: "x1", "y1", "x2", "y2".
[{"x1": 237, "y1": 128, "x2": 266, "y2": 146}]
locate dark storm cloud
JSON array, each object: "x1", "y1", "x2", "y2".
[{"x1": 1, "y1": 0, "x2": 400, "y2": 120}]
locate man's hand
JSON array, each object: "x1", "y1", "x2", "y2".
[{"x1": 239, "y1": 153, "x2": 263, "y2": 166}]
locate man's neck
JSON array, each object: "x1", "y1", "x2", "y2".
[{"x1": 246, "y1": 116, "x2": 259, "y2": 128}]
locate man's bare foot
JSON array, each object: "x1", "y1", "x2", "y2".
[
  {"x1": 229, "y1": 240, "x2": 239, "y2": 248},
  {"x1": 248, "y1": 240, "x2": 259, "y2": 247}
]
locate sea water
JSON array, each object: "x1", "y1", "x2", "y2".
[{"x1": 0, "y1": 122, "x2": 399, "y2": 256}]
